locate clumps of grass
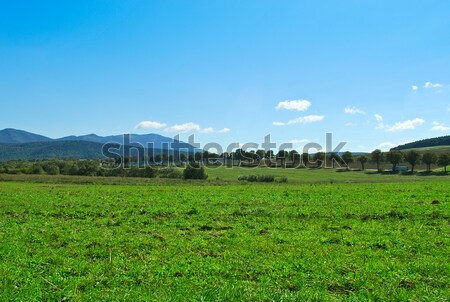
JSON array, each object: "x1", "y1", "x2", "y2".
[
  {"x1": 238, "y1": 175, "x2": 287, "y2": 182},
  {"x1": 238, "y1": 174, "x2": 274, "y2": 182},
  {"x1": 277, "y1": 177, "x2": 288, "y2": 183},
  {"x1": 157, "y1": 167, "x2": 183, "y2": 178}
]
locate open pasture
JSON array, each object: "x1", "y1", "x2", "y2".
[{"x1": 0, "y1": 175, "x2": 449, "y2": 301}]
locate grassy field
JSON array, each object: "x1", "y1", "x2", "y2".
[
  {"x1": 399, "y1": 146, "x2": 450, "y2": 154},
  {"x1": 0, "y1": 171, "x2": 449, "y2": 301}
]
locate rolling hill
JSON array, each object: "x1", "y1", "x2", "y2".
[
  {"x1": 0, "y1": 128, "x2": 52, "y2": 144},
  {"x1": 392, "y1": 135, "x2": 450, "y2": 151},
  {"x1": 0, "y1": 128, "x2": 198, "y2": 162},
  {"x1": 0, "y1": 141, "x2": 105, "y2": 162}
]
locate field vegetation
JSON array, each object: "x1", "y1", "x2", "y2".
[{"x1": 0, "y1": 170, "x2": 449, "y2": 301}]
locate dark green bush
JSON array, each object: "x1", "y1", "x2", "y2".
[
  {"x1": 238, "y1": 174, "x2": 275, "y2": 182},
  {"x1": 183, "y1": 163, "x2": 208, "y2": 180}
]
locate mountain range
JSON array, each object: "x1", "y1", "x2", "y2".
[{"x1": 0, "y1": 128, "x2": 198, "y2": 162}]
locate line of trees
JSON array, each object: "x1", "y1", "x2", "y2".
[
  {"x1": 1, "y1": 149, "x2": 448, "y2": 177},
  {"x1": 385, "y1": 150, "x2": 450, "y2": 173},
  {"x1": 0, "y1": 159, "x2": 208, "y2": 179}
]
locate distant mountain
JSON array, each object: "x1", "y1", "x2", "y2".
[
  {"x1": 0, "y1": 128, "x2": 199, "y2": 162},
  {"x1": 0, "y1": 128, "x2": 52, "y2": 144},
  {"x1": 0, "y1": 141, "x2": 105, "y2": 162},
  {"x1": 391, "y1": 135, "x2": 450, "y2": 151},
  {"x1": 57, "y1": 133, "x2": 193, "y2": 150}
]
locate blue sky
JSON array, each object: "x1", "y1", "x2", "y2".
[{"x1": 1, "y1": 0, "x2": 450, "y2": 152}]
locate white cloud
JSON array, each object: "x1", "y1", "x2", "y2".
[
  {"x1": 164, "y1": 122, "x2": 230, "y2": 133},
  {"x1": 199, "y1": 127, "x2": 214, "y2": 134},
  {"x1": 431, "y1": 122, "x2": 450, "y2": 132},
  {"x1": 165, "y1": 122, "x2": 201, "y2": 133},
  {"x1": 345, "y1": 122, "x2": 356, "y2": 127},
  {"x1": 276, "y1": 100, "x2": 311, "y2": 111},
  {"x1": 423, "y1": 82, "x2": 443, "y2": 89},
  {"x1": 218, "y1": 128, "x2": 230, "y2": 133},
  {"x1": 299, "y1": 115, "x2": 325, "y2": 123},
  {"x1": 374, "y1": 114, "x2": 383, "y2": 122},
  {"x1": 273, "y1": 115, "x2": 325, "y2": 126},
  {"x1": 378, "y1": 142, "x2": 397, "y2": 150},
  {"x1": 344, "y1": 106, "x2": 365, "y2": 115},
  {"x1": 200, "y1": 127, "x2": 230, "y2": 133},
  {"x1": 386, "y1": 118, "x2": 425, "y2": 132},
  {"x1": 135, "y1": 121, "x2": 167, "y2": 129},
  {"x1": 374, "y1": 114, "x2": 385, "y2": 129},
  {"x1": 412, "y1": 85, "x2": 419, "y2": 93}
]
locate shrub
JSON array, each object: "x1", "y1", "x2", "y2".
[
  {"x1": 158, "y1": 166, "x2": 183, "y2": 179},
  {"x1": 247, "y1": 175, "x2": 258, "y2": 182},
  {"x1": 141, "y1": 166, "x2": 157, "y2": 178},
  {"x1": 257, "y1": 175, "x2": 275, "y2": 182},
  {"x1": 237, "y1": 174, "x2": 275, "y2": 182},
  {"x1": 44, "y1": 163, "x2": 60, "y2": 175},
  {"x1": 183, "y1": 163, "x2": 208, "y2": 180},
  {"x1": 31, "y1": 163, "x2": 45, "y2": 174},
  {"x1": 277, "y1": 177, "x2": 288, "y2": 183}
]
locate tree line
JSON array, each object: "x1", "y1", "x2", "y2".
[{"x1": 0, "y1": 159, "x2": 207, "y2": 179}]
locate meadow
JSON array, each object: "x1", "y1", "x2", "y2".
[{"x1": 0, "y1": 169, "x2": 449, "y2": 301}]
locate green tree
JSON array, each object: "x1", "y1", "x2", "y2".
[
  {"x1": 357, "y1": 155, "x2": 368, "y2": 170},
  {"x1": 404, "y1": 150, "x2": 421, "y2": 173},
  {"x1": 386, "y1": 150, "x2": 403, "y2": 172},
  {"x1": 327, "y1": 152, "x2": 338, "y2": 168},
  {"x1": 341, "y1": 151, "x2": 354, "y2": 168},
  {"x1": 194, "y1": 152, "x2": 203, "y2": 162},
  {"x1": 437, "y1": 153, "x2": 450, "y2": 173},
  {"x1": 277, "y1": 150, "x2": 289, "y2": 167},
  {"x1": 179, "y1": 153, "x2": 187, "y2": 162},
  {"x1": 422, "y1": 152, "x2": 437, "y2": 172},
  {"x1": 371, "y1": 149, "x2": 384, "y2": 171},
  {"x1": 301, "y1": 153, "x2": 309, "y2": 167},
  {"x1": 256, "y1": 150, "x2": 266, "y2": 162},
  {"x1": 44, "y1": 163, "x2": 60, "y2": 175},
  {"x1": 313, "y1": 152, "x2": 325, "y2": 168}
]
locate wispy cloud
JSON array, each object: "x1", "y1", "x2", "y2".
[
  {"x1": 135, "y1": 121, "x2": 167, "y2": 129},
  {"x1": 218, "y1": 128, "x2": 230, "y2": 133},
  {"x1": 374, "y1": 114, "x2": 385, "y2": 129},
  {"x1": 200, "y1": 127, "x2": 230, "y2": 133},
  {"x1": 386, "y1": 118, "x2": 425, "y2": 132},
  {"x1": 431, "y1": 122, "x2": 450, "y2": 132},
  {"x1": 378, "y1": 142, "x2": 397, "y2": 150},
  {"x1": 412, "y1": 85, "x2": 419, "y2": 93},
  {"x1": 344, "y1": 106, "x2": 365, "y2": 115},
  {"x1": 276, "y1": 100, "x2": 311, "y2": 111},
  {"x1": 273, "y1": 115, "x2": 325, "y2": 126},
  {"x1": 423, "y1": 82, "x2": 443, "y2": 89},
  {"x1": 164, "y1": 122, "x2": 201, "y2": 133},
  {"x1": 164, "y1": 122, "x2": 230, "y2": 133}
]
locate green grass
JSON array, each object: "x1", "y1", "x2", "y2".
[
  {"x1": 400, "y1": 145, "x2": 450, "y2": 154},
  {"x1": 2, "y1": 165, "x2": 449, "y2": 186},
  {"x1": 0, "y1": 175, "x2": 449, "y2": 301}
]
